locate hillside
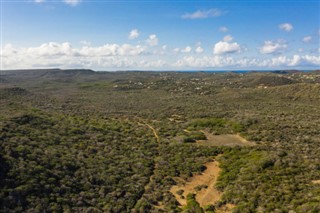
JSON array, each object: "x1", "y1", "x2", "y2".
[{"x1": 0, "y1": 69, "x2": 319, "y2": 212}]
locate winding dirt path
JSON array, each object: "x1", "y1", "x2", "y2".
[
  {"x1": 145, "y1": 123, "x2": 160, "y2": 144},
  {"x1": 136, "y1": 120, "x2": 160, "y2": 144}
]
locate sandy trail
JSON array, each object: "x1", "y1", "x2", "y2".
[
  {"x1": 137, "y1": 121, "x2": 160, "y2": 144},
  {"x1": 145, "y1": 123, "x2": 160, "y2": 144}
]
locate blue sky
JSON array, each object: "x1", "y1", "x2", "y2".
[{"x1": 1, "y1": 0, "x2": 319, "y2": 70}]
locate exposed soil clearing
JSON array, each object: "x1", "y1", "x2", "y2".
[
  {"x1": 197, "y1": 131, "x2": 255, "y2": 147},
  {"x1": 170, "y1": 160, "x2": 222, "y2": 207},
  {"x1": 312, "y1": 180, "x2": 320, "y2": 184},
  {"x1": 170, "y1": 157, "x2": 235, "y2": 212}
]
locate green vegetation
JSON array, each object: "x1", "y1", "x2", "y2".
[
  {"x1": 176, "y1": 190, "x2": 184, "y2": 196},
  {"x1": 183, "y1": 193, "x2": 203, "y2": 213},
  {"x1": 203, "y1": 204, "x2": 215, "y2": 213},
  {"x1": 194, "y1": 185, "x2": 208, "y2": 192},
  {"x1": 1, "y1": 69, "x2": 319, "y2": 212},
  {"x1": 188, "y1": 118, "x2": 244, "y2": 134},
  {"x1": 0, "y1": 113, "x2": 157, "y2": 212},
  {"x1": 217, "y1": 148, "x2": 320, "y2": 212},
  {"x1": 182, "y1": 131, "x2": 207, "y2": 143}
]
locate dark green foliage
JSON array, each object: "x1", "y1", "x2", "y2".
[
  {"x1": 1, "y1": 70, "x2": 320, "y2": 212},
  {"x1": 188, "y1": 118, "x2": 244, "y2": 134},
  {"x1": 217, "y1": 148, "x2": 320, "y2": 212},
  {"x1": 194, "y1": 185, "x2": 208, "y2": 192},
  {"x1": 189, "y1": 131, "x2": 207, "y2": 140},
  {"x1": 176, "y1": 189, "x2": 184, "y2": 196},
  {"x1": 157, "y1": 144, "x2": 222, "y2": 179},
  {"x1": 190, "y1": 118, "x2": 227, "y2": 129},
  {"x1": 183, "y1": 193, "x2": 204, "y2": 213},
  {"x1": 203, "y1": 204, "x2": 215, "y2": 212},
  {"x1": 182, "y1": 131, "x2": 207, "y2": 143},
  {"x1": 183, "y1": 137, "x2": 196, "y2": 143},
  {"x1": 0, "y1": 113, "x2": 157, "y2": 212},
  {"x1": 0, "y1": 111, "x2": 223, "y2": 212}
]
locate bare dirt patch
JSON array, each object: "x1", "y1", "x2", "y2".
[
  {"x1": 312, "y1": 180, "x2": 320, "y2": 184},
  {"x1": 197, "y1": 131, "x2": 255, "y2": 147},
  {"x1": 170, "y1": 160, "x2": 222, "y2": 207}
]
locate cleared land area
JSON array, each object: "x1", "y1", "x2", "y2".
[
  {"x1": 312, "y1": 180, "x2": 320, "y2": 184},
  {"x1": 170, "y1": 160, "x2": 221, "y2": 206},
  {"x1": 197, "y1": 131, "x2": 255, "y2": 147}
]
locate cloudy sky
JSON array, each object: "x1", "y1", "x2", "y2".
[{"x1": 1, "y1": 0, "x2": 319, "y2": 71}]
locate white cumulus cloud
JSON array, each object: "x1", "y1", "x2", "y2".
[
  {"x1": 260, "y1": 40, "x2": 288, "y2": 54},
  {"x1": 223, "y1": 35, "x2": 233, "y2": 42},
  {"x1": 213, "y1": 41, "x2": 240, "y2": 55},
  {"x1": 79, "y1": 44, "x2": 146, "y2": 56},
  {"x1": 0, "y1": 42, "x2": 151, "y2": 70},
  {"x1": 181, "y1": 46, "x2": 192, "y2": 53},
  {"x1": 195, "y1": 46, "x2": 204, "y2": 54},
  {"x1": 34, "y1": 0, "x2": 46, "y2": 3},
  {"x1": 128, "y1": 29, "x2": 139, "y2": 40},
  {"x1": 279, "y1": 23, "x2": 293, "y2": 32},
  {"x1": 182, "y1": 8, "x2": 225, "y2": 19},
  {"x1": 2, "y1": 42, "x2": 146, "y2": 59},
  {"x1": 26, "y1": 42, "x2": 75, "y2": 57},
  {"x1": 287, "y1": 55, "x2": 301, "y2": 66},
  {"x1": 173, "y1": 48, "x2": 180, "y2": 53},
  {"x1": 266, "y1": 55, "x2": 320, "y2": 67},
  {"x1": 2, "y1": 42, "x2": 319, "y2": 70},
  {"x1": 146, "y1": 34, "x2": 158, "y2": 46},
  {"x1": 302, "y1": 36, "x2": 312, "y2": 43},
  {"x1": 303, "y1": 55, "x2": 320, "y2": 65},
  {"x1": 174, "y1": 56, "x2": 234, "y2": 68},
  {"x1": 173, "y1": 54, "x2": 320, "y2": 69}
]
